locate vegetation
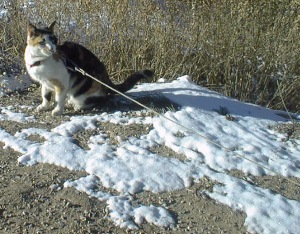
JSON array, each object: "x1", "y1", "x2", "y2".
[{"x1": 1, "y1": 0, "x2": 299, "y2": 112}]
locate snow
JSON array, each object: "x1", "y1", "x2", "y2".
[
  {"x1": 0, "y1": 75, "x2": 299, "y2": 233},
  {"x1": 0, "y1": 106, "x2": 34, "y2": 122},
  {"x1": 0, "y1": 73, "x2": 32, "y2": 96}
]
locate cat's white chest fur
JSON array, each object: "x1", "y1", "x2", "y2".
[
  {"x1": 25, "y1": 44, "x2": 71, "y2": 115},
  {"x1": 25, "y1": 46, "x2": 69, "y2": 90}
]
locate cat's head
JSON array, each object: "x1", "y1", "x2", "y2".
[{"x1": 27, "y1": 21, "x2": 58, "y2": 56}]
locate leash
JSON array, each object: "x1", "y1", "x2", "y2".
[{"x1": 71, "y1": 65, "x2": 300, "y2": 188}]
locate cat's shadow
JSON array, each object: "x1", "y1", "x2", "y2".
[{"x1": 64, "y1": 91, "x2": 181, "y2": 117}]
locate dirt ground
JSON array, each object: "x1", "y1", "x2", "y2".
[{"x1": 0, "y1": 86, "x2": 299, "y2": 234}]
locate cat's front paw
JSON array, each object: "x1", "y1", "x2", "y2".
[
  {"x1": 36, "y1": 103, "x2": 51, "y2": 112},
  {"x1": 51, "y1": 107, "x2": 63, "y2": 116}
]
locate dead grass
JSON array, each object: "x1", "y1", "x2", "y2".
[
  {"x1": 1, "y1": 0, "x2": 299, "y2": 112},
  {"x1": 272, "y1": 122, "x2": 300, "y2": 141}
]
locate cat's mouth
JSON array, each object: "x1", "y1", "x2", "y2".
[
  {"x1": 44, "y1": 46, "x2": 56, "y2": 54},
  {"x1": 46, "y1": 45, "x2": 56, "y2": 53}
]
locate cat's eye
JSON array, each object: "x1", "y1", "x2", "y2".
[{"x1": 40, "y1": 39, "x2": 46, "y2": 46}]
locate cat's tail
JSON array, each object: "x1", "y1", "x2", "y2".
[{"x1": 109, "y1": 69, "x2": 154, "y2": 94}]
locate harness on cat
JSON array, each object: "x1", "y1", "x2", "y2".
[
  {"x1": 28, "y1": 52, "x2": 76, "y2": 69},
  {"x1": 58, "y1": 52, "x2": 78, "y2": 73},
  {"x1": 63, "y1": 57, "x2": 77, "y2": 72},
  {"x1": 29, "y1": 61, "x2": 42, "y2": 68}
]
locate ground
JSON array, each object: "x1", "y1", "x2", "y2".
[{"x1": 0, "y1": 86, "x2": 299, "y2": 234}]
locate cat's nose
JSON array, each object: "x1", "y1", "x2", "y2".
[{"x1": 46, "y1": 44, "x2": 55, "y2": 53}]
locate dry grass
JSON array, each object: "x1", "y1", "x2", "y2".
[{"x1": 0, "y1": 0, "x2": 299, "y2": 112}]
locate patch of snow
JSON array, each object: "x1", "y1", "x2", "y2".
[{"x1": 0, "y1": 73, "x2": 32, "y2": 96}]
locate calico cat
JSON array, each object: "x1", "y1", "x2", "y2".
[{"x1": 24, "y1": 21, "x2": 153, "y2": 115}]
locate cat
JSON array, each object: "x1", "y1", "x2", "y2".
[{"x1": 24, "y1": 21, "x2": 154, "y2": 115}]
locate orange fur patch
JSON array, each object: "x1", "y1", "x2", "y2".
[
  {"x1": 28, "y1": 35, "x2": 43, "y2": 46},
  {"x1": 50, "y1": 79, "x2": 64, "y2": 94}
]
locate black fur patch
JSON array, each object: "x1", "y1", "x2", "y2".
[
  {"x1": 70, "y1": 74, "x2": 84, "y2": 88},
  {"x1": 84, "y1": 96, "x2": 109, "y2": 107},
  {"x1": 48, "y1": 34, "x2": 58, "y2": 45},
  {"x1": 74, "y1": 78, "x2": 93, "y2": 97},
  {"x1": 44, "y1": 92, "x2": 52, "y2": 101}
]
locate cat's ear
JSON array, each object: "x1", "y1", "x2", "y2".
[
  {"x1": 27, "y1": 22, "x2": 36, "y2": 36},
  {"x1": 48, "y1": 21, "x2": 56, "y2": 32}
]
